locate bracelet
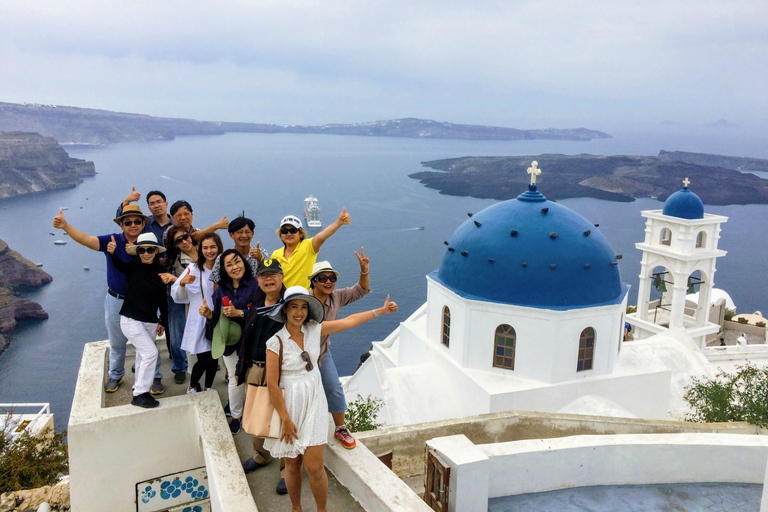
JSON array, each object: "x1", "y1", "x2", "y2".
[
  {"x1": 372, "y1": 309, "x2": 379, "y2": 318},
  {"x1": 360, "y1": 270, "x2": 369, "y2": 275}
]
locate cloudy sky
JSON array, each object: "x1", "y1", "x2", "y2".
[{"x1": 1, "y1": 1, "x2": 766, "y2": 131}]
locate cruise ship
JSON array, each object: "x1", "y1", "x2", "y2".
[{"x1": 304, "y1": 195, "x2": 322, "y2": 227}]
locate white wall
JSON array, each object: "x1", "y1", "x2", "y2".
[{"x1": 68, "y1": 342, "x2": 256, "y2": 512}]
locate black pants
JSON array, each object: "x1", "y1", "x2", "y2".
[{"x1": 190, "y1": 351, "x2": 218, "y2": 390}]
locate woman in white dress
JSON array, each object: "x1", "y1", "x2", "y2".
[
  {"x1": 171, "y1": 233, "x2": 223, "y2": 393},
  {"x1": 264, "y1": 286, "x2": 397, "y2": 512}
]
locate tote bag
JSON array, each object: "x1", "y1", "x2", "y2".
[{"x1": 242, "y1": 336, "x2": 283, "y2": 439}]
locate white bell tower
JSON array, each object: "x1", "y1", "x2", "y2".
[{"x1": 628, "y1": 178, "x2": 728, "y2": 347}]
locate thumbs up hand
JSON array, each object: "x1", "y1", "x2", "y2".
[
  {"x1": 199, "y1": 297, "x2": 212, "y2": 319},
  {"x1": 52, "y1": 208, "x2": 68, "y2": 229},
  {"x1": 107, "y1": 235, "x2": 117, "y2": 254}
]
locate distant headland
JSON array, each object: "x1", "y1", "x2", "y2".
[
  {"x1": 0, "y1": 239, "x2": 51, "y2": 354},
  {"x1": 410, "y1": 151, "x2": 768, "y2": 205},
  {"x1": 0, "y1": 102, "x2": 611, "y2": 145},
  {"x1": 0, "y1": 131, "x2": 95, "y2": 200}
]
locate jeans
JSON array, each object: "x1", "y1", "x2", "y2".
[
  {"x1": 319, "y1": 349, "x2": 347, "y2": 414},
  {"x1": 105, "y1": 293, "x2": 162, "y2": 381},
  {"x1": 167, "y1": 297, "x2": 188, "y2": 374}
]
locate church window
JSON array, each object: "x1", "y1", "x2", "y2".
[
  {"x1": 441, "y1": 306, "x2": 450, "y2": 347},
  {"x1": 577, "y1": 327, "x2": 595, "y2": 371},
  {"x1": 660, "y1": 228, "x2": 672, "y2": 246},
  {"x1": 493, "y1": 324, "x2": 516, "y2": 370},
  {"x1": 696, "y1": 231, "x2": 706, "y2": 248}
]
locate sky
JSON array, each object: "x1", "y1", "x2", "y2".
[{"x1": 0, "y1": 1, "x2": 767, "y2": 131}]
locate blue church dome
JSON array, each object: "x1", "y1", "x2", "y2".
[
  {"x1": 662, "y1": 182, "x2": 704, "y2": 220},
  {"x1": 435, "y1": 184, "x2": 626, "y2": 309}
]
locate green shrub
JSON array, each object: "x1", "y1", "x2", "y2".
[
  {"x1": 737, "y1": 317, "x2": 749, "y2": 324},
  {"x1": 0, "y1": 416, "x2": 68, "y2": 493},
  {"x1": 626, "y1": 305, "x2": 637, "y2": 314},
  {"x1": 345, "y1": 395, "x2": 384, "y2": 433},
  {"x1": 684, "y1": 364, "x2": 768, "y2": 428},
  {"x1": 756, "y1": 321, "x2": 766, "y2": 328},
  {"x1": 724, "y1": 309, "x2": 735, "y2": 321}
]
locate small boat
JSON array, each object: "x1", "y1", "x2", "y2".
[
  {"x1": 36, "y1": 263, "x2": 43, "y2": 267},
  {"x1": 54, "y1": 240, "x2": 67, "y2": 245},
  {"x1": 418, "y1": 226, "x2": 425, "y2": 230},
  {"x1": 49, "y1": 232, "x2": 55, "y2": 236},
  {"x1": 61, "y1": 207, "x2": 69, "y2": 210},
  {"x1": 304, "y1": 196, "x2": 322, "y2": 228},
  {"x1": 83, "y1": 266, "x2": 90, "y2": 271}
]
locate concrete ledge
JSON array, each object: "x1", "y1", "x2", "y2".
[
  {"x1": 356, "y1": 408, "x2": 756, "y2": 479},
  {"x1": 68, "y1": 341, "x2": 256, "y2": 512},
  {"x1": 480, "y1": 433, "x2": 768, "y2": 497},
  {"x1": 325, "y1": 424, "x2": 432, "y2": 512}
]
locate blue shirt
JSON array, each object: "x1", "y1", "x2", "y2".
[
  {"x1": 97, "y1": 232, "x2": 132, "y2": 296},
  {"x1": 146, "y1": 216, "x2": 173, "y2": 247}
]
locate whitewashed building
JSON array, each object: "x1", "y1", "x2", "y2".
[{"x1": 344, "y1": 167, "x2": 720, "y2": 425}]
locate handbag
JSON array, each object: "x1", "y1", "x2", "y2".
[{"x1": 242, "y1": 336, "x2": 283, "y2": 439}]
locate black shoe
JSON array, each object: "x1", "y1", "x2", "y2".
[
  {"x1": 243, "y1": 458, "x2": 267, "y2": 474},
  {"x1": 174, "y1": 372, "x2": 186, "y2": 384},
  {"x1": 131, "y1": 364, "x2": 135, "y2": 373},
  {"x1": 229, "y1": 418, "x2": 241, "y2": 435},
  {"x1": 276, "y1": 478, "x2": 288, "y2": 495},
  {"x1": 224, "y1": 402, "x2": 231, "y2": 418},
  {"x1": 131, "y1": 392, "x2": 159, "y2": 408}
]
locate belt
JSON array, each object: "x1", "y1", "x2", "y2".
[
  {"x1": 107, "y1": 289, "x2": 125, "y2": 300},
  {"x1": 252, "y1": 361, "x2": 266, "y2": 367}
]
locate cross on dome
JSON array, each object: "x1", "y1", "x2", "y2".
[
  {"x1": 683, "y1": 177, "x2": 690, "y2": 188},
  {"x1": 527, "y1": 161, "x2": 542, "y2": 185}
]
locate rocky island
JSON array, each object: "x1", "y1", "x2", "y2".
[
  {"x1": 0, "y1": 239, "x2": 51, "y2": 354},
  {"x1": 0, "y1": 102, "x2": 611, "y2": 145},
  {"x1": 0, "y1": 131, "x2": 96, "y2": 200},
  {"x1": 410, "y1": 152, "x2": 768, "y2": 205}
]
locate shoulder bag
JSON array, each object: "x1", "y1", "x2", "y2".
[{"x1": 242, "y1": 336, "x2": 283, "y2": 439}]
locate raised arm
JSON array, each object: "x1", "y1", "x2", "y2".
[
  {"x1": 52, "y1": 208, "x2": 99, "y2": 251},
  {"x1": 321, "y1": 294, "x2": 397, "y2": 337},
  {"x1": 355, "y1": 247, "x2": 370, "y2": 291},
  {"x1": 191, "y1": 215, "x2": 229, "y2": 243},
  {"x1": 311, "y1": 207, "x2": 350, "y2": 254}
]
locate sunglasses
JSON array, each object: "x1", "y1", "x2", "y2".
[
  {"x1": 314, "y1": 274, "x2": 337, "y2": 284},
  {"x1": 300, "y1": 351, "x2": 314, "y2": 372},
  {"x1": 122, "y1": 219, "x2": 143, "y2": 226},
  {"x1": 137, "y1": 247, "x2": 157, "y2": 255},
  {"x1": 174, "y1": 233, "x2": 191, "y2": 245},
  {"x1": 280, "y1": 226, "x2": 299, "y2": 235}
]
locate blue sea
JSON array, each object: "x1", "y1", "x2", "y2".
[{"x1": 1, "y1": 126, "x2": 767, "y2": 428}]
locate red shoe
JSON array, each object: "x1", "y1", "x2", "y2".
[{"x1": 334, "y1": 426, "x2": 356, "y2": 449}]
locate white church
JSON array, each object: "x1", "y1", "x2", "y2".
[{"x1": 344, "y1": 164, "x2": 753, "y2": 425}]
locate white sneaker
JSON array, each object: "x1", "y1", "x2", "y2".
[{"x1": 186, "y1": 387, "x2": 197, "y2": 394}]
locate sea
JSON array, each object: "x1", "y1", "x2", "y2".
[{"x1": 1, "y1": 126, "x2": 767, "y2": 429}]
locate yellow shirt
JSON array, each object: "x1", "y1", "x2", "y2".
[{"x1": 270, "y1": 238, "x2": 317, "y2": 289}]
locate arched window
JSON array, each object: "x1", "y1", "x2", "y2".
[
  {"x1": 577, "y1": 327, "x2": 595, "y2": 371},
  {"x1": 493, "y1": 324, "x2": 516, "y2": 370},
  {"x1": 441, "y1": 306, "x2": 450, "y2": 347},
  {"x1": 696, "y1": 231, "x2": 706, "y2": 248},
  {"x1": 660, "y1": 228, "x2": 671, "y2": 246}
]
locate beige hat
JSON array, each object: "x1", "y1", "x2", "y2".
[
  {"x1": 113, "y1": 204, "x2": 150, "y2": 225},
  {"x1": 308, "y1": 260, "x2": 339, "y2": 282}
]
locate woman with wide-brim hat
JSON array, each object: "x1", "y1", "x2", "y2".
[
  {"x1": 263, "y1": 285, "x2": 397, "y2": 512},
  {"x1": 107, "y1": 233, "x2": 168, "y2": 408}
]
